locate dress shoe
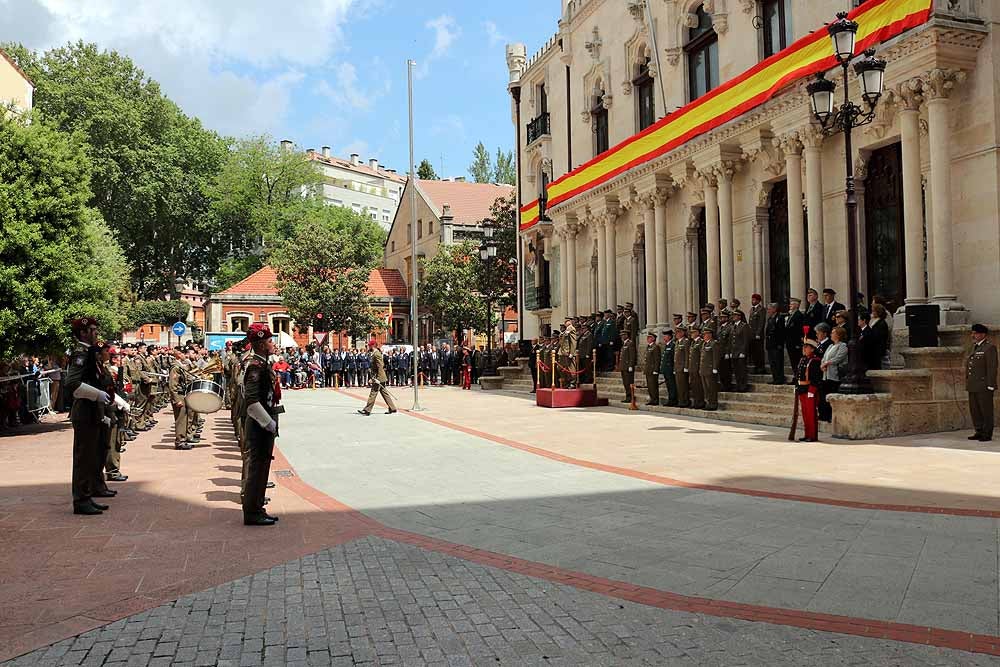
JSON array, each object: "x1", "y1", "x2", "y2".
[
  {"x1": 969, "y1": 434, "x2": 982, "y2": 440},
  {"x1": 979, "y1": 436, "x2": 993, "y2": 442},
  {"x1": 74, "y1": 504, "x2": 102, "y2": 515},
  {"x1": 264, "y1": 513, "x2": 279, "y2": 522},
  {"x1": 243, "y1": 516, "x2": 276, "y2": 526},
  {"x1": 90, "y1": 501, "x2": 110, "y2": 511},
  {"x1": 266, "y1": 481, "x2": 275, "y2": 489},
  {"x1": 645, "y1": 401, "x2": 657, "y2": 406},
  {"x1": 798, "y1": 437, "x2": 816, "y2": 443},
  {"x1": 620, "y1": 398, "x2": 630, "y2": 403},
  {"x1": 106, "y1": 473, "x2": 128, "y2": 482},
  {"x1": 386, "y1": 409, "x2": 397, "y2": 414},
  {"x1": 94, "y1": 489, "x2": 117, "y2": 498},
  {"x1": 357, "y1": 410, "x2": 370, "y2": 416}
]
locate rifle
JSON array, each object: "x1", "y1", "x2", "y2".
[{"x1": 788, "y1": 387, "x2": 799, "y2": 441}]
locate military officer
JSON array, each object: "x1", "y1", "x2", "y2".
[
  {"x1": 359, "y1": 339, "x2": 398, "y2": 415},
  {"x1": 659, "y1": 330, "x2": 677, "y2": 407},
  {"x1": 558, "y1": 317, "x2": 578, "y2": 389},
  {"x1": 718, "y1": 310, "x2": 733, "y2": 392},
  {"x1": 619, "y1": 330, "x2": 637, "y2": 404},
  {"x1": 242, "y1": 323, "x2": 281, "y2": 525},
  {"x1": 731, "y1": 298, "x2": 747, "y2": 322},
  {"x1": 700, "y1": 326, "x2": 721, "y2": 411},
  {"x1": 577, "y1": 318, "x2": 594, "y2": 384},
  {"x1": 699, "y1": 307, "x2": 716, "y2": 334},
  {"x1": 674, "y1": 326, "x2": 691, "y2": 408},
  {"x1": 749, "y1": 293, "x2": 767, "y2": 374},
  {"x1": 967, "y1": 324, "x2": 998, "y2": 442},
  {"x1": 597, "y1": 310, "x2": 617, "y2": 372},
  {"x1": 730, "y1": 309, "x2": 752, "y2": 392},
  {"x1": 672, "y1": 313, "x2": 684, "y2": 331},
  {"x1": 622, "y1": 303, "x2": 639, "y2": 343},
  {"x1": 643, "y1": 332, "x2": 661, "y2": 406},
  {"x1": 688, "y1": 325, "x2": 705, "y2": 410},
  {"x1": 686, "y1": 311, "x2": 699, "y2": 330}
]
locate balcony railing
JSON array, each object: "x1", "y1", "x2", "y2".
[
  {"x1": 526, "y1": 112, "x2": 551, "y2": 145},
  {"x1": 524, "y1": 283, "x2": 551, "y2": 312}
]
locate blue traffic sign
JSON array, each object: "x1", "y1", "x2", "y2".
[{"x1": 171, "y1": 321, "x2": 188, "y2": 337}]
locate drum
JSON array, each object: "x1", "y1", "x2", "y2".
[{"x1": 185, "y1": 380, "x2": 223, "y2": 414}]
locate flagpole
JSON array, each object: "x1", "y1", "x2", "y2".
[{"x1": 408, "y1": 58, "x2": 423, "y2": 411}]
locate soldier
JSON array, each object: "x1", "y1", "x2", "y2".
[
  {"x1": 558, "y1": 317, "x2": 579, "y2": 388},
  {"x1": 132, "y1": 342, "x2": 152, "y2": 430},
  {"x1": 686, "y1": 311, "x2": 699, "y2": 330},
  {"x1": 359, "y1": 339, "x2": 398, "y2": 415},
  {"x1": 731, "y1": 298, "x2": 747, "y2": 322},
  {"x1": 659, "y1": 330, "x2": 677, "y2": 407},
  {"x1": 577, "y1": 318, "x2": 594, "y2": 385},
  {"x1": 699, "y1": 307, "x2": 716, "y2": 334},
  {"x1": 785, "y1": 298, "x2": 806, "y2": 370},
  {"x1": 168, "y1": 349, "x2": 192, "y2": 450},
  {"x1": 765, "y1": 302, "x2": 786, "y2": 385},
  {"x1": 242, "y1": 323, "x2": 281, "y2": 525},
  {"x1": 700, "y1": 327, "x2": 721, "y2": 411},
  {"x1": 619, "y1": 330, "x2": 637, "y2": 404},
  {"x1": 730, "y1": 309, "x2": 752, "y2": 392},
  {"x1": 967, "y1": 324, "x2": 998, "y2": 442},
  {"x1": 688, "y1": 325, "x2": 705, "y2": 410},
  {"x1": 104, "y1": 346, "x2": 129, "y2": 483},
  {"x1": 671, "y1": 313, "x2": 684, "y2": 332},
  {"x1": 794, "y1": 338, "x2": 823, "y2": 443},
  {"x1": 749, "y1": 293, "x2": 767, "y2": 374},
  {"x1": 674, "y1": 326, "x2": 691, "y2": 408},
  {"x1": 529, "y1": 338, "x2": 539, "y2": 393},
  {"x1": 597, "y1": 310, "x2": 617, "y2": 372},
  {"x1": 643, "y1": 332, "x2": 661, "y2": 406},
  {"x1": 64, "y1": 317, "x2": 117, "y2": 515},
  {"x1": 622, "y1": 303, "x2": 639, "y2": 343},
  {"x1": 718, "y1": 310, "x2": 733, "y2": 392}
]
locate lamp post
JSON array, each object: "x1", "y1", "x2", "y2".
[
  {"x1": 479, "y1": 221, "x2": 498, "y2": 376},
  {"x1": 806, "y1": 12, "x2": 886, "y2": 394}
]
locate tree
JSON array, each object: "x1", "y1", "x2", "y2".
[
  {"x1": 493, "y1": 148, "x2": 516, "y2": 185},
  {"x1": 269, "y1": 206, "x2": 386, "y2": 341},
  {"x1": 0, "y1": 111, "x2": 130, "y2": 355},
  {"x1": 417, "y1": 158, "x2": 438, "y2": 180},
  {"x1": 469, "y1": 142, "x2": 493, "y2": 183},
  {"x1": 125, "y1": 300, "x2": 191, "y2": 330},
  {"x1": 2, "y1": 41, "x2": 231, "y2": 299},
  {"x1": 420, "y1": 243, "x2": 487, "y2": 338},
  {"x1": 477, "y1": 192, "x2": 518, "y2": 312}
]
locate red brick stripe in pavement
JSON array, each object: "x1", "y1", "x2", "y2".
[
  {"x1": 276, "y1": 406, "x2": 1000, "y2": 658},
  {"x1": 335, "y1": 387, "x2": 1000, "y2": 519}
]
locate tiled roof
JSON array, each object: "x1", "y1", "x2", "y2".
[
  {"x1": 0, "y1": 46, "x2": 34, "y2": 87},
  {"x1": 416, "y1": 180, "x2": 514, "y2": 226},
  {"x1": 308, "y1": 153, "x2": 408, "y2": 184},
  {"x1": 217, "y1": 266, "x2": 407, "y2": 299}
]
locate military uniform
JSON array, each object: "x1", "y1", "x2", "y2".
[
  {"x1": 700, "y1": 333, "x2": 721, "y2": 410},
  {"x1": 749, "y1": 299, "x2": 767, "y2": 374},
  {"x1": 619, "y1": 334, "x2": 637, "y2": 403},
  {"x1": 967, "y1": 331, "x2": 998, "y2": 441},
  {"x1": 577, "y1": 324, "x2": 594, "y2": 385},
  {"x1": 688, "y1": 329, "x2": 705, "y2": 409},
  {"x1": 643, "y1": 338, "x2": 661, "y2": 406},
  {"x1": 168, "y1": 356, "x2": 190, "y2": 449},
  {"x1": 622, "y1": 305, "x2": 639, "y2": 343},
  {"x1": 558, "y1": 323, "x2": 578, "y2": 388},
  {"x1": 674, "y1": 329, "x2": 691, "y2": 408},
  {"x1": 659, "y1": 334, "x2": 677, "y2": 406},
  {"x1": 64, "y1": 320, "x2": 110, "y2": 515},
  {"x1": 730, "y1": 315, "x2": 752, "y2": 392},
  {"x1": 242, "y1": 344, "x2": 279, "y2": 524},
  {"x1": 718, "y1": 315, "x2": 733, "y2": 391},
  {"x1": 361, "y1": 344, "x2": 398, "y2": 414}
]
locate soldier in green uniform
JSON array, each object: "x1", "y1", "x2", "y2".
[
  {"x1": 359, "y1": 338, "x2": 398, "y2": 415},
  {"x1": 674, "y1": 326, "x2": 691, "y2": 408},
  {"x1": 597, "y1": 310, "x2": 618, "y2": 372},
  {"x1": 700, "y1": 306, "x2": 717, "y2": 334},
  {"x1": 558, "y1": 317, "x2": 578, "y2": 389},
  {"x1": 622, "y1": 303, "x2": 639, "y2": 343},
  {"x1": 577, "y1": 318, "x2": 594, "y2": 385},
  {"x1": 967, "y1": 324, "x2": 998, "y2": 441},
  {"x1": 168, "y1": 349, "x2": 192, "y2": 450},
  {"x1": 132, "y1": 342, "x2": 151, "y2": 430},
  {"x1": 672, "y1": 313, "x2": 684, "y2": 332},
  {"x1": 242, "y1": 323, "x2": 280, "y2": 525},
  {"x1": 718, "y1": 310, "x2": 734, "y2": 392},
  {"x1": 749, "y1": 293, "x2": 767, "y2": 374},
  {"x1": 688, "y1": 325, "x2": 705, "y2": 409},
  {"x1": 64, "y1": 317, "x2": 113, "y2": 515},
  {"x1": 730, "y1": 309, "x2": 752, "y2": 392},
  {"x1": 643, "y1": 332, "x2": 661, "y2": 406},
  {"x1": 619, "y1": 330, "x2": 637, "y2": 404},
  {"x1": 659, "y1": 330, "x2": 677, "y2": 407},
  {"x1": 700, "y1": 327, "x2": 721, "y2": 411}
]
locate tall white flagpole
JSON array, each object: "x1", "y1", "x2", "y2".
[{"x1": 408, "y1": 59, "x2": 423, "y2": 411}]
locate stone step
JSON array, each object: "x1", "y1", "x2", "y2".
[{"x1": 717, "y1": 399, "x2": 791, "y2": 417}]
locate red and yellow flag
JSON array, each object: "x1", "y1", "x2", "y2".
[{"x1": 520, "y1": 0, "x2": 933, "y2": 231}]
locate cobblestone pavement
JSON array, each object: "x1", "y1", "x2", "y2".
[{"x1": 6, "y1": 536, "x2": 998, "y2": 667}]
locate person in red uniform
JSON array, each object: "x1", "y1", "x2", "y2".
[
  {"x1": 461, "y1": 347, "x2": 472, "y2": 390},
  {"x1": 795, "y1": 338, "x2": 823, "y2": 442}
]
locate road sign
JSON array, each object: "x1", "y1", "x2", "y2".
[{"x1": 171, "y1": 321, "x2": 188, "y2": 337}]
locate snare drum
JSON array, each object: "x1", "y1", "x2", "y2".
[{"x1": 185, "y1": 380, "x2": 223, "y2": 414}]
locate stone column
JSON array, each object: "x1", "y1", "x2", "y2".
[
  {"x1": 653, "y1": 190, "x2": 670, "y2": 323},
  {"x1": 899, "y1": 78, "x2": 927, "y2": 305},
  {"x1": 566, "y1": 225, "x2": 578, "y2": 316},
  {"x1": 925, "y1": 69, "x2": 965, "y2": 311},
  {"x1": 596, "y1": 219, "x2": 607, "y2": 310},
  {"x1": 780, "y1": 133, "x2": 806, "y2": 300},
  {"x1": 716, "y1": 162, "x2": 737, "y2": 301},
  {"x1": 701, "y1": 173, "x2": 721, "y2": 304},
  {"x1": 752, "y1": 219, "x2": 764, "y2": 297},
  {"x1": 605, "y1": 214, "x2": 618, "y2": 309},
  {"x1": 683, "y1": 233, "x2": 694, "y2": 312},
  {"x1": 801, "y1": 127, "x2": 826, "y2": 291},
  {"x1": 641, "y1": 199, "x2": 657, "y2": 325}
]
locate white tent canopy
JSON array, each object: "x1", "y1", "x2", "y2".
[{"x1": 277, "y1": 331, "x2": 297, "y2": 349}]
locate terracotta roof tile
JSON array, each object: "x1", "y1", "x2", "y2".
[
  {"x1": 308, "y1": 153, "x2": 408, "y2": 184},
  {"x1": 367, "y1": 268, "x2": 408, "y2": 298},
  {"x1": 218, "y1": 266, "x2": 408, "y2": 299},
  {"x1": 218, "y1": 266, "x2": 279, "y2": 296},
  {"x1": 416, "y1": 180, "x2": 514, "y2": 226}
]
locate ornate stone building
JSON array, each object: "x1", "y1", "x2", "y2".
[{"x1": 507, "y1": 0, "x2": 992, "y2": 339}]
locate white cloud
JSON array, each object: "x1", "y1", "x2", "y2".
[
  {"x1": 340, "y1": 140, "x2": 370, "y2": 159},
  {"x1": 314, "y1": 60, "x2": 391, "y2": 113},
  {"x1": 483, "y1": 21, "x2": 507, "y2": 47},
  {"x1": 416, "y1": 15, "x2": 460, "y2": 79}
]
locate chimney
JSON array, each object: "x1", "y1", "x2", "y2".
[
  {"x1": 454, "y1": 176, "x2": 466, "y2": 183},
  {"x1": 321, "y1": 146, "x2": 331, "y2": 158},
  {"x1": 350, "y1": 153, "x2": 360, "y2": 166},
  {"x1": 306, "y1": 148, "x2": 315, "y2": 156},
  {"x1": 369, "y1": 158, "x2": 379, "y2": 170},
  {"x1": 441, "y1": 203, "x2": 453, "y2": 221},
  {"x1": 280, "y1": 139, "x2": 293, "y2": 152}
]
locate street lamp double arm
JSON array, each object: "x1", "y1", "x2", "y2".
[{"x1": 479, "y1": 221, "x2": 499, "y2": 376}]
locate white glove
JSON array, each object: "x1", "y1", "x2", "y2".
[
  {"x1": 101, "y1": 416, "x2": 111, "y2": 426},
  {"x1": 739, "y1": 354, "x2": 746, "y2": 359},
  {"x1": 74, "y1": 383, "x2": 110, "y2": 405},
  {"x1": 113, "y1": 394, "x2": 130, "y2": 411},
  {"x1": 628, "y1": 367, "x2": 633, "y2": 373},
  {"x1": 807, "y1": 392, "x2": 815, "y2": 399},
  {"x1": 247, "y1": 402, "x2": 277, "y2": 434},
  {"x1": 988, "y1": 387, "x2": 995, "y2": 391},
  {"x1": 713, "y1": 369, "x2": 718, "y2": 374}
]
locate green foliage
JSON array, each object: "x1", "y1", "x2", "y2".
[
  {"x1": 213, "y1": 255, "x2": 264, "y2": 293},
  {"x1": 125, "y1": 300, "x2": 190, "y2": 330},
  {"x1": 270, "y1": 207, "x2": 385, "y2": 340},
  {"x1": 420, "y1": 243, "x2": 487, "y2": 336},
  {"x1": 469, "y1": 142, "x2": 492, "y2": 183},
  {"x1": 477, "y1": 192, "x2": 518, "y2": 311},
  {"x1": 417, "y1": 158, "x2": 438, "y2": 180},
  {"x1": 0, "y1": 112, "x2": 129, "y2": 355},
  {"x1": 493, "y1": 148, "x2": 516, "y2": 185}
]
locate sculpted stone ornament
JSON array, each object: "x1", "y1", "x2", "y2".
[
  {"x1": 627, "y1": 0, "x2": 646, "y2": 23},
  {"x1": 585, "y1": 26, "x2": 602, "y2": 61},
  {"x1": 922, "y1": 68, "x2": 966, "y2": 100},
  {"x1": 622, "y1": 80, "x2": 633, "y2": 96}
]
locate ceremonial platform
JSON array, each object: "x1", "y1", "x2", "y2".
[{"x1": 535, "y1": 386, "x2": 608, "y2": 408}]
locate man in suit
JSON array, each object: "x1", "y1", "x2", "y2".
[
  {"x1": 856, "y1": 311, "x2": 882, "y2": 373},
  {"x1": 765, "y1": 303, "x2": 785, "y2": 385},
  {"x1": 821, "y1": 288, "x2": 846, "y2": 327},
  {"x1": 643, "y1": 332, "x2": 661, "y2": 406},
  {"x1": 659, "y1": 330, "x2": 677, "y2": 407},
  {"x1": 749, "y1": 293, "x2": 766, "y2": 374},
  {"x1": 967, "y1": 324, "x2": 997, "y2": 442},
  {"x1": 471, "y1": 346, "x2": 483, "y2": 384},
  {"x1": 619, "y1": 330, "x2": 637, "y2": 404},
  {"x1": 358, "y1": 340, "x2": 397, "y2": 415},
  {"x1": 785, "y1": 298, "x2": 805, "y2": 372}
]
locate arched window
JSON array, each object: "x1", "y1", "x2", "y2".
[
  {"x1": 685, "y1": 4, "x2": 719, "y2": 101},
  {"x1": 633, "y1": 54, "x2": 656, "y2": 131}
]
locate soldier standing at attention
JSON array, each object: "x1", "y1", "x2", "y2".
[
  {"x1": 242, "y1": 323, "x2": 281, "y2": 525},
  {"x1": 674, "y1": 326, "x2": 691, "y2": 408},
  {"x1": 577, "y1": 319, "x2": 594, "y2": 384},
  {"x1": 730, "y1": 309, "x2": 752, "y2": 392},
  {"x1": 689, "y1": 326, "x2": 705, "y2": 410},
  {"x1": 559, "y1": 317, "x2": 578, "y2": 389},
  {"x1": 749, "y1": 293, "x2": 767, "y2": 374},
  {"x1": 643, "y1": 332, "x2": 661, "y2": 406},
  {"x1": 659, "y1": 330, "x2": 677, "y2": 407},
  {"x1": 623, "y1": 303, "x2": 639, "y2": 342},
  {"x1": 967, "y1": 324, "x2": 997, "y2": 442},
  {"x1": 619, "y1": 331, "x2": 637, "y2": 404},
  {"x1": 359, "y1": 339, "x2": 398, "y2": 415},
  {"x1": 64, "y1": 317, "x2": 114, "y2": 515},
  {"x1": 700, "y1": 327, "x2": 721, "y2": 411},
  {"x1": 785, "y1": 298, "x2": 806, "y2": 371},
  {"x1": 718, "y1": 311, "x2": 733, "y2": 392},
  {"x1": 672, "y1": 313, "x2": 684, "y2": 332},
  {"x1": 168, "y1": 349, "x2": 192, "y2": 450}
]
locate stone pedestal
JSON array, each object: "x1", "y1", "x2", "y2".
[
  {"x1": 828, "y1": 393, "x2": 894, "y2": 440},
  {"x1": 479, "y1": 376, "x2": 504, "y2": 391}
]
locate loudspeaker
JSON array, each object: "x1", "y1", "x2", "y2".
[{"x1": 905, "y1": 304, "x2": 940, "y2": 348}]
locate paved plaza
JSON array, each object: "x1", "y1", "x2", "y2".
[{"x1": 4, "y1": 386, "x2": 1000, "y2": 664}]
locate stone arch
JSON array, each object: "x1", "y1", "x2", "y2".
[
  {"x1": 581, "y1": 60, "x2": 612, "y2": 116},
  {"x1": 623, "y1": 29, "x2": 654, "y2": 92}
]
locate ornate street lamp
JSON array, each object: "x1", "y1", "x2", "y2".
[
  {"x1": 479, "y1": 221, "x2": 498, "y2": 376},
  {"x1": 806, "y1": 12, "x2": 887, "y2": 393}
]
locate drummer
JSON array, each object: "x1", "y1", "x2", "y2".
[
  {"x1": 185, "y1": 348, "x2": 204, "y2": 444},
  {"x1": 168, "y1": 349, "x2": 192, "y2": 450}
]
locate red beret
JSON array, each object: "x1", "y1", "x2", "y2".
[
  {"x1": 71, "y1": 317, "x2": 98, "y2": 333},
  {"x1": 751, "y1": 293, "x2": 762, "y2": 300},
  {"x1": 367, "y1": 338, "x2": 378, "y2": 348},
  {"x1": 246, "y1": 323, "x2": 273, "y2": 342}
]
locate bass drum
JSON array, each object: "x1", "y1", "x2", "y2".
[{"x1": 185, "y1": 380, "x2": 223, "y2": 414}]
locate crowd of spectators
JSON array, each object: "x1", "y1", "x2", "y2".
[{"x1": 0, "y1": 354, "x2": 65, "y2": 430}]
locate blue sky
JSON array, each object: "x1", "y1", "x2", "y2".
[{"x1": 0, "y1": 0, "x2": 560, "y2": 180}]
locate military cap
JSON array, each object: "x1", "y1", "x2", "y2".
[
  {"x1": 686, "y1": 311, "x2": 697, "y2": 317},
  {"x1": 699, "y1": 307, "x2": 710, "y2": 313},
  {"x1": 802, "y1": 338, "x2": 819, "y2": 350},
  {"x1": 662, "y1": 329, "x2": 674, "y2": 337},
  {"x1": 604, "y1": 309, "x2": 614, "y2": 315},
  {"x1": 751, "y1": 293, "x2": 762, "y2": 300},
  {"x1": 672, "y1": 313, "x2": 683, "y2": 319},
  {"x1": 247, "y1": 323, "x2": 273, "y2": 341},
  {"x1": 972, "y1": 323, "x2": 989, "y2": 334},
  {"x1": 732, "y1": 309, "x2": 745, "y2": 318},
  {"x1": 719, "y1": 310, "x2": 731, "y2": 318},
  {"x1": 625, "y1": 302, "x2": 634, "y2": 308},
  {"x1": 71, "y1": 317, "x2": 98, "y2": 334},
  {"x1": 823, "y1": 288, "x2": 837, "y2": 295},
  {"x1": 702, "y1": 327, "x2": 715, "y2": 336}
]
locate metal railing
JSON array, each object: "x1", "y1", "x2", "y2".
[{"x1": 526, "y1": 112, "x2": 551, "y2": 144}]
